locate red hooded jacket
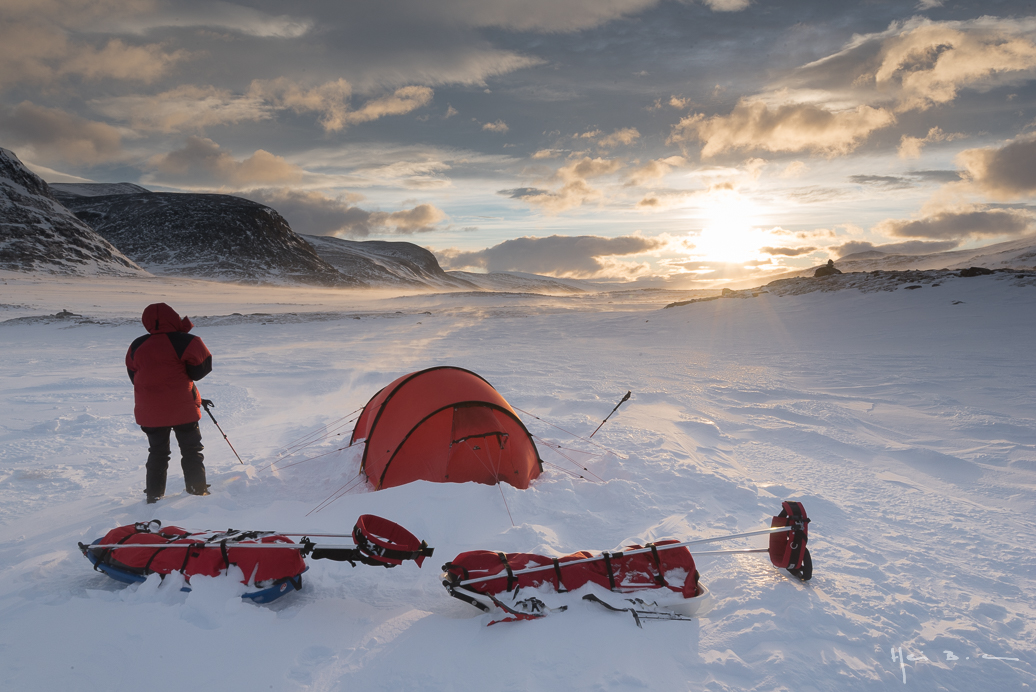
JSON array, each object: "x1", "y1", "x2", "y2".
[{"x1": 126, "y1": 303, "x2": 212, "y2": 427}]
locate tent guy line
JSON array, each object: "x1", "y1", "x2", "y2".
[{"x1": 513, "y1": 405, "x2": 627, "y2": 458}]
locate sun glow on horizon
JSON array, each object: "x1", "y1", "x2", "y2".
[{"x1": 689, "y1": 192, "x2": 772, "y2": 264}]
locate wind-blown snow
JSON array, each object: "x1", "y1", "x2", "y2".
[{"x1": 0, "y1": 270, "x2": 1033, "y2": 691}]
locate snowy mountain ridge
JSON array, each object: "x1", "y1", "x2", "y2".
[
  {"x1": 300, "y1": 234, "x2": 478, "y2": 290},
  {"x1": 38, "y1": 180, "x2": 576, "y2": 292}
]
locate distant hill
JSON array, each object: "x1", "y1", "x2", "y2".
[
  {"x1": 302, "y1": 234, "x2": 478, "y2": 290},
  {"x1": 831, "y1": 235, "x2": 1036, "y2": 273},
  {"x1": 447, "y1": 270, "x2": 589, "y2": 294},
  {"x1": 61, "y1": 192, "x2": 352, "y2": 286},
  {"x1": 0, "y1": 148, "x2": 145, "y2": 276}
]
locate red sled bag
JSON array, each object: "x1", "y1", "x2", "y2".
[
  {"x1": 443, "y1": 539, "x2": 700, "y2": 601},
  {"x1": 768, "y1": 501, "x2": 812, "y2": 580},
  {"x1": 83, "y1": 521, "x2": 306, "y2": 585}
]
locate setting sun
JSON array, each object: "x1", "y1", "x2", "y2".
[{"x1": 690, "y1": 193, "x2": 770, "y2": 263}]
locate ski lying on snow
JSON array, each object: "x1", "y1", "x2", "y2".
[{"x1": 450, "y1": 585, "x2": 711, "y2": 627}]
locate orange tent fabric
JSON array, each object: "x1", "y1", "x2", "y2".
[{"x1": 351, "y1": 367, "x2": 542, "y2": 490}]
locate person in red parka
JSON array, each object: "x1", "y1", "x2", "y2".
[{"x1": 126, "y1": 303, "x2": 213, "y2": 503}]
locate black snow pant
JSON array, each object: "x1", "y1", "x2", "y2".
[{"x1": 142, "y1": 422, "x2": 207, "y2": 496}]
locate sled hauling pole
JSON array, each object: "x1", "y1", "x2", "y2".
[
  {"x1": 455, "y1": 525, "x2": 795, "y2": 588},
  {"x1": 589, "y1": 391, "x2": 631, "y2": 439},
  {"x1": 201, "y1": 398, "x2": 244, "y2": 465}
]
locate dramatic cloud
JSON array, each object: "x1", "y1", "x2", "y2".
[
  {"x1": 699, "y1": 0, "x2": 752, "y2": 11},
  {"x1": 760, "y1": 246, "x2": 817, "y2": 256},
  {"x1": 898, "y1": 127, "x2": 962, "y2": 159},
  {"x1": 86, "y1": 4, "x2": 313, "y2": 38},
  {"x1": 375, "y1": 204, "x2": 447, "y2": 234},
  {"x1": 482, "y1": 120, "x2": 510, "y2": 133},
  {"x1": 501, "y1": 187, "x2": 551, "y2": 199},
  {"x1": 779, "y1": 161, "x2": 808, "y2": 178},
  {"x1": 875, "y1": 208, "x2": 1034, "y2": 240},
  {"x1": 0, "y1": 102, "x2": 122, "y2": 165},
  {"x1": 911, "y1": 170, "x2": 962, "y2": 183},
  {"x1": 789, "y1": 17, "x2": 1036, "y2": 114},
  {"x1": 92, "y1": 85, "x2": 269, "y2": 133},
  {"x1": 671, "y1": 102, "x2": 895, "y2": 157},
  {"x1": 66, "y1": 39, "x2": 188, "y2": 83},
  {"x1": 146, "y1": 137, "x2": 304, "y2": 188},
  {"x1": 96, "y1": 81, "x2": 433, "y2": 134},
  {"x1": 511, "y1": 157, "x2": 624, "y2": 213},
  {"x1": 338, "y1": 86, "x2": 435, "y2": 129},
  {"x1": 598, "y1": 128, "x2": 641, "y2": 148},
  {"x1": 252, "y1": 81, "x2": 432, "y2": 132},
  {"x1": 626, "y1": 156, "x2": 685, "y2": 186},
  {"x1": 833, "y1": 239, "x2": 961, "y2": 256},
  {"x1": 957, "y1": 136, "x2": 1036, "y2": 200},
  {"x1": 848, "y1": 175, "x2": 916, "y2": 190},
  {"x1": 243, "y1": 188, "x2": 445, "y2": 236},
  {"x1": 0, "y1": 3, "x2": 189, "y2": 90},
  {"x1": 438, "y1": 0, "x2": 658, "y2": 32},
  {"x1": 872, "y1": 19, "x2": 1036, "y2": 112},
  {"x1": 679, "y1": 17, "x2": 1036, "y2": 160},
  {"x1": 438, "y1": 234, "x2": 664, "y2": 277}
]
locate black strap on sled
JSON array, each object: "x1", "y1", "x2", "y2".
[
  {"x1": 552, "y1": 558, "x2": 567, "y2": 592},
  {"x1": 219, "y1": 539, "x2": 232, "y2": 573},
  {"x1": 441, "y1": 574, "x2": 493, "y2": 613},
  {"x1": 602, "y1": 552, "x2": 619, "y2": 591},
  {"x1": 497, "y1": 552, "x2": 517, "y2": 592},
  {"x1": 84, "y1": 532, "x2": 136, "y2": 572},
  {"x1": 179, "y1": 542, "x2": 204, "y2": 575},
  {"x1": 646, "y1": 543, "x2": 668, "y2": 587}
]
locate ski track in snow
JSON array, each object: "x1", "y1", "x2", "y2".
[{"x1": 0, "y1": 272, "x2": 1033, "y2": 691}]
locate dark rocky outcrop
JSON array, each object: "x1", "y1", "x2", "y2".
[
  {"x1": 62, "y1": 192, "x2": 351, "y2": 285},
  {"x1": 814, "y1": 259, "x2": 843, "y2": 278},
  {"x1": 0, "y1": 148, "x2": 144, "y2": 275},
  {"x1": 959, "y1": 266, "x2": 993, "y2": 277}
]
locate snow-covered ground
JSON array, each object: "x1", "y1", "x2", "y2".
[{"x1": 0, "y1": 270, "x2": 1033, "y2": 691}]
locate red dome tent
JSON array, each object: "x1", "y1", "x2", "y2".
[{"x1": 351, "y1": 367, "x2": 542, "y2": 490}]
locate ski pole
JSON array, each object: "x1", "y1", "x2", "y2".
[
  {"x1": 454, "y1": 525, "x2": 793, "y2": 587},
  {"x1": 201, "y1": 398, "x2": 244, "y2": 465},
  {"x1": 85, "y1": 542, "x2": 348, "y2": 551},
  {"x1": 589, "y1": 391, "x2": 631, "y2": 438}
]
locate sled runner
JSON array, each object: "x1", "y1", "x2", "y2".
[
  {"x1": 442, "y1": 501, "x2": 811, "y2": 624},
  {"x1": 80, "y1": 514, "x2": 433, "y2": 603}
]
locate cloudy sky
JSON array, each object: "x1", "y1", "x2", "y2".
[{"x1": 3, "y1": 0, "x2": 1036, "y2": 286}]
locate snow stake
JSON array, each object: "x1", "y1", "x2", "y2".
[
  {"x1": 201, "y1": 398, "x2": 244, "y2": 464},
  {"x1": 589, "y1": 391, "x2": 631, "y2": 438}
]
